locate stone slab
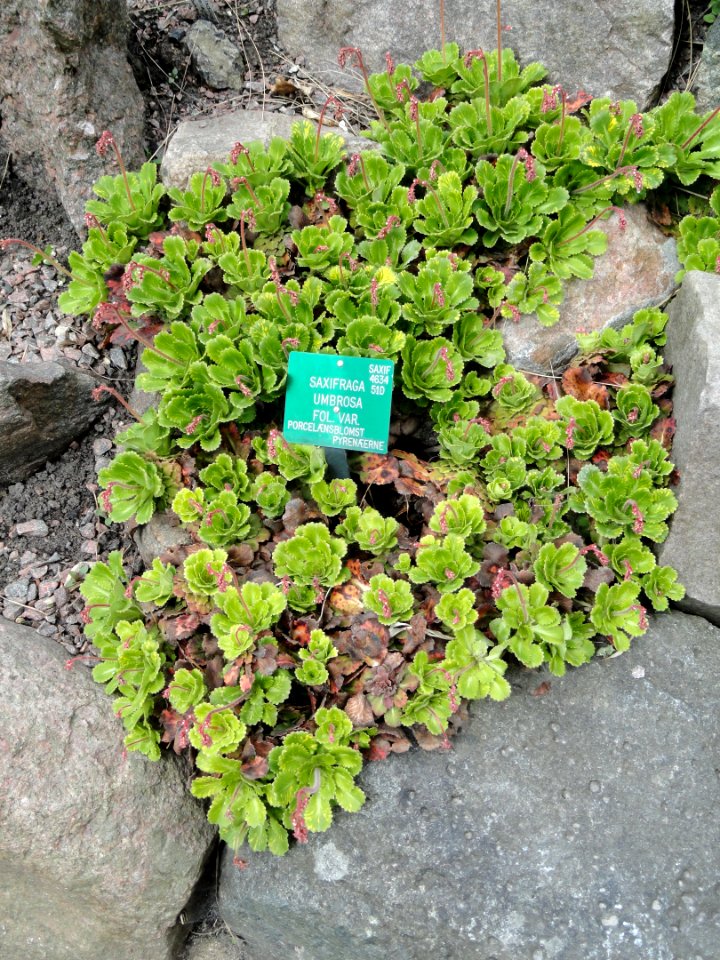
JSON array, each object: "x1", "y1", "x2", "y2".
[
  {"x1": 160, "y1": 110, "x2": 371, "y2": 189},
  {"x1": 0, "y1": 360, "x2": 106, "y2": 486},
  {"x1": 219, "y1": 611, "x2": 720, "y2": 960},
  {"x1": 693, "y1": 17, "x2": 720, "y2": 114},
  {"x1": 0, "y1": 617, "x2": 216, "y2": 960},
  {"x1": 502, "y1": 204, "x2": 679, "y2": 375},
  {"x1": 277, "y1": 0, "x2": 675, "y2": 109},
  {"x1": 0, "y1": 0, "x2": 144, "y2": 232},
  {"x1": 658, "y1": 272, "x2": 720, "y2": 625}
]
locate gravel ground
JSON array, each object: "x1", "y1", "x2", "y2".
[
  {"x1": 0, "y1": 241, "x2": 142, "y2": 655},
  {"x1": 0, "y1": 0, "x2": 305, "y2": 659}
]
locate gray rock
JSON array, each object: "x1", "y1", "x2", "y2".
[
  {"x1": 160, "y1": 110, "x2": 372, "y2": 189},
  {"x1": 277, "y1": 0, "x2": 674, "y2": 109},
  {"x1": 219, "y1": 611, "x2": 720, "y2": 960},
  {"x1": 502, "y1": 204, "x2": 679, "y2": 374},
  {"x1": 657, "y1": 272, "x2": 720, "y2": 625},
  {"x1": 186, "y1": 20, "x2": 246, "y2": 91},
  {"x1": 135, "y1": 510, "x2": 194, "y2": 567},
  {"x1": 183, "y1": 930, "x2": 246, "y2": 960},
  {"x1": 161, "y1": 111, "x2": 297, "y2": 189},
  {"x1": 0, "y1": 360, "x2": 106, "y2": 485},
  {"x1": 14, "y1": 519, "x2": 49, "y2": 537},
  {"x1": 0, "y1": 0, "x2": 144, "y2": 233},
  {"x1": 693, "y1": 17, "x2": 720, "y2": 113},
  {"x1": 0, "y1": 617, "x2": 215, "y2": 960},
  {"x1": 128, "y1": 347, "x2": 159, "y2": 419}
]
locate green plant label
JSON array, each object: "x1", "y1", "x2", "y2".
[{"x1": 283, "y1": 352, "x2": 394, "y2": 453}]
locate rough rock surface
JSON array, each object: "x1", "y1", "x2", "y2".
[
  {"x1": 135, "y1": 510, "x2": 193, "y2": 568},
  {"x1": 658, "y1": 272, "x2": 720, "y2": 625},
  {"x1": 161, "y1": 111, "x2": 298, "y2": 189},
  {"x1": 0, "y1": 0, "x2": 145, "y2": 233},
  {"x1": 502, "y1": 204, "x2": 679, "y2": 374},
  {"x1": 0, "y1": 617, "x2": 216, "y2": 960},
  {"x1": 693, "y1": 16, "x2": 720, "y2": 113},
  {"x1": 183, "y1": 931, "x2": 246, "y2": 960},
  {"x1": 160, "y1": 110, "x2": 372, "y2": 189},
  {"x1": 219, "y1": 611, "x2": 720, "y2": 960},
  {"x1": 0, "y1": 360, "x2": 107, "y2": 486},
  {"x1": 277, "y1": 0, "x2": 675, "y2": 109},
  {"x1": 185, "y1": 20, "x2": 246, "y2": 91}
]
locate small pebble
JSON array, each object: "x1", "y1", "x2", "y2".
[
  {"x1": 92, "y1": 438, "x2": 113, "y2": 457},
  {"x1": 109, "y1": 347, "x2": 128, "y2": 369},
  {"x1": 15, "y1": 519, "x2": 49, "y2": 538},
  {"x1": 4, "y1": 579, "x2": 30, "y2": 601}
]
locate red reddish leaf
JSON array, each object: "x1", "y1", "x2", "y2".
[
  {"x1": 358, "y1": 453, "x2": 400, "y2": 485},
  {"x1": 650, "y1": 416, "x2": 676, "y2": 449}
]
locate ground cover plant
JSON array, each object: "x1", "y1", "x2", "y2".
[{"x1": 7, "y1": 2, "x2": 720, "y2": 860}]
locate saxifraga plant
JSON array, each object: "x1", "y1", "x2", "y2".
[{"x1": 7, "y1": 2, "x2": 706, "y2": 860}]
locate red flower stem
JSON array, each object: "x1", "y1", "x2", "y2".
[
  {"x1": 556, "y1": 205, "x2": 623, "y2": 246},
  {"x1": 110, "y1": 139, "x2": 136, "y2": 211},
  {"x1": 355, "y1": 52, "x2": 391, "y2": 134},
  {"x1": 276, "y1": 289, "x2": 292, "y2": 322},
  {"x1": 0, "y1": 239, "x2": 72, "y2": 278},
  {"x1": 509, "y1": 570, "x2": 529, "y2": 620},
  {"x1": 358, "y1": 154, "x2": 371, "y2": 192},
  {"x1": 315, "y1": 98, "x2": 338, "y2": 162},
  {"x1": 92, "y1": 384, "x2": 142, "y2": 421},
  {"x1": 482, "y1": 55, "x2": 493, "y2": 134},
  {"x1": 571, "y1": 165, "x2": 637, "y2": 196},
  {"x1": 504, "y1": 152, "x2": 523, "y2": 216},
  {"x1": 616, "y1": 118, "x2": 636, "y2": 168},
  {"x1": 414, "y1": 112, "x2": 424, "y2": 160},
  {"x1": 418, "y1": 180, "x2": 450, "y2": 227},
  {"x1": 239, "y1": 178, "x2": 262, "y2": 207},
  {"x1": 240, "y1": 215, "x2": 250, "y2": 272},
  {"x1": 107, "y1": 305, "x2": 184, "y2": 366},
  {"x1": 682, "y1": 104, "x2": 720, "y2": 150},
  {"x1": 196, "y1": 695, "x2": 248, "y2": 725}
]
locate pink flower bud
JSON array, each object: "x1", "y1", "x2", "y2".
[
  {"x1": 185, "y1": 415, "x2": 203, "y2": 436},
  {"x1": 230, "y1": 142, "x2": 249, "y2": 164},
  {"x1": 95, "y1": 130, "x2": 114, "y2": 158},
  {"x1": 565, "y1": 417, "x2": 577, "y2": 450}
]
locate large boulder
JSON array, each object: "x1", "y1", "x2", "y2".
[
  {"x1": 160, "y1": 110, "x2": 371, "y2": 190},
  {"x1": 0, "y1": 617, "x2": 215, "y2": 960},
  {"x1": 658, "y1": 272, "x2": 720, "y2": 625},
  {"x1": 219, "y1": 611, "x2": 720, "y2": 960},
  {"x1": 185, "y1": 20, "x2": 246, "y2": 91},
  {"x1": 501, "y1": 204, "x2": 679, "y2": 374},
  {"x1": 0, "y1": 360, "x2": 106, "y2": 485},
  {"x1": 0, "y1": 0, "x2": 145, "y2": 233},
  {"x1": 692, "y1": 17, "x2": 720, "y2": 113},
  {"x1": 277, "y1": 0, "x2": 675, "y2": 109}
]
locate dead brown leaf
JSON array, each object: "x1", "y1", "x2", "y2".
[
  {"x1": 335, "y1": 617, "x2": 389, "y2": 664},
  {"x1": 328, "y1": 581, "x2": 365, "y2": 616},
  {"x1": 345, "y1": 692, "x2": 375, "y2": 727},
  {"x1": 561, "y1": 364, "x2": 609, "y2": 407},
  {"x1": 358, "y1": 453, "x2": 400, "y2": 485}
]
